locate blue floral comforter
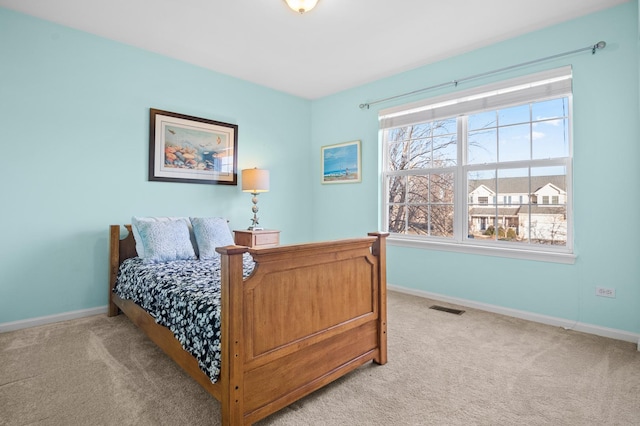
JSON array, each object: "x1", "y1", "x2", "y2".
[{"x1": 114, "y1": 254, "x2": 255, "y2": 383}]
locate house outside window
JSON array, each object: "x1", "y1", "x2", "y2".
[{"x1": 380, "y1": 67, "x2": 574, "y2": 263}]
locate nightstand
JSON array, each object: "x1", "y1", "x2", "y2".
[{"x1": 234, "y1": 229, "x2": 280, "y2": 248}]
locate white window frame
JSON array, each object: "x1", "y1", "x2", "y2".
[{"x1": 380, "y1": 67, "x2": 575, "y2": 264}]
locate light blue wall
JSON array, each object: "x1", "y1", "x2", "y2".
[
  {"x1": 311, "y1": 3, "x2": 640, "y2": 333},
  {"x1": 0, "y1": 8, "x2": 313, "y2": 323}
]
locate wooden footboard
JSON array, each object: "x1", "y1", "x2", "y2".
[{"x1": 108, "y1": 225, "x2": 387, "y2": 425}]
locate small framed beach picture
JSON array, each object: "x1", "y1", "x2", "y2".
[
  {"x1": 321, "y1": 140, "x2": 362, "y2": 184},
  {"x1": 149, "y1": 108, "x2": 238, "y2": 185}
]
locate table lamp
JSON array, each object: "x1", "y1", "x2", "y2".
[{"x1": 241, "y1": 168, "x2": 270, "y2": 230}]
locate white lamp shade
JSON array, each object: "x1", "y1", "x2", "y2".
[
  {"x1": 242, "y1": 168, "x2": 270, "y2": 193},
  {"x1": 284, "y1": 0, "x2": 319, "y2": 14}
]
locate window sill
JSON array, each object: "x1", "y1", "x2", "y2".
[{"x1": 387, "y1": 236, "x2": 576, "y2": 264}]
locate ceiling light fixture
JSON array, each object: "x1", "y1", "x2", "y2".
[{"x1": 284, "y1": 0, "x2": 319, "y2": 14}]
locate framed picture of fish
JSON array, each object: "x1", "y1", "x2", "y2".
[
  {"x1": 149, "y1": 108, "x2": 238, "y2": 185},
  {"x1": 321, "y1": 140, "x2": 362, "y2": 184}
]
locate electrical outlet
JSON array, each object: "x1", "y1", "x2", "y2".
[{"x1": 595, "y1": 286, "x2": 616, "y2": 298}]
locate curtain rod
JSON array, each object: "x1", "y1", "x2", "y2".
[{"x1": 358, "y1": 41, "x2": 606, "y2": 110}]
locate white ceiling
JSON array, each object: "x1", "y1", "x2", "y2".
[{"x1": 0, "y1": 0, "x2": 628, "y2": 99}]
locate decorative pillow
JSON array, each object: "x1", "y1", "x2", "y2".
[
  {"x1": 131, "y1": 216, "x2": 198, "y2": 257},
  {"x1": 190, "y1": 217, "x2": 235, "y2": 260},
  {"x1": 131, "y1": 218, "x2": 196, "y2": 263}
]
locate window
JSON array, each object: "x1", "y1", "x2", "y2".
[{"x1": 381, "y1": 67, "x2": 573, "y2": 262}]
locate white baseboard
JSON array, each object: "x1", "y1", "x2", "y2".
[
  {"x1": 0, "y1": 306, "x2": 108, "y2": 333},
  {"x1": 389, "y1": 284, "x2": 640, "y2": 345}
]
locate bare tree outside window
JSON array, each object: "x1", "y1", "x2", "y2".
[{"x1": 386, "y1": 120, "x2": 456, "y2": 237}]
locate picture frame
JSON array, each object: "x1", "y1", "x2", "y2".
[
  {"x1": 149, "y1": 108, "x2": 238, "y2": 185},
  {"x1": 321, "y1": 140, "x2": 362, "y2": 184}
]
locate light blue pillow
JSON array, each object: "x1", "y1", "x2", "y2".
[
  {"x1": 132, "y1": 218, "x2": 196, "y2": 263},
  {"x1": 190, "y1": 217, "x2": 235, "y2": 260},
  {"x1": 131, "y1": 216, "x2": 198, "y2": 257}
]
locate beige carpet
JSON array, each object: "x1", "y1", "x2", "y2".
[{"x1": 1, "y1": 291, "x2": 639, "y2": 425}]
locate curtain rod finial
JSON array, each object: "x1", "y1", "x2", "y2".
[
  {"x1": 592, "y1": 41, "x2": 606, "y2": 54},
  {"x1": 359, "y1": 103, "x2": 370, "y2": 110}
]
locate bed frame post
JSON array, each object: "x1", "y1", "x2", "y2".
[
  {"x1": 108, "y1": 225, "x2": 122, "y2": 317},
  {"x1": 369, "y1": 232, "x2": 389, "y2": 365},
  {"x1": 108, "y1": 225, "x2": 137, "y2": 317},
  {"x1": 217, "y1": 245, "x2": 250, "y2": 426}
]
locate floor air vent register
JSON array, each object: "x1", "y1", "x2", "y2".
[{"x1": 429, "y1": 305, "x2": 465, "y2": 315}]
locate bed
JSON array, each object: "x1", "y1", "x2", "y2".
[{"x1": 108, "y1": 222, "x2": 388, "y2": 425}]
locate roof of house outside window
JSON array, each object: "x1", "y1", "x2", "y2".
[{"x1": 468, "y1": 175, "x2": 566, "y2": 194}]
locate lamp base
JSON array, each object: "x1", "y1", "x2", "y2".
[{"x1": 248, "y1": 226, "x2": 264, "y2": 231}]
